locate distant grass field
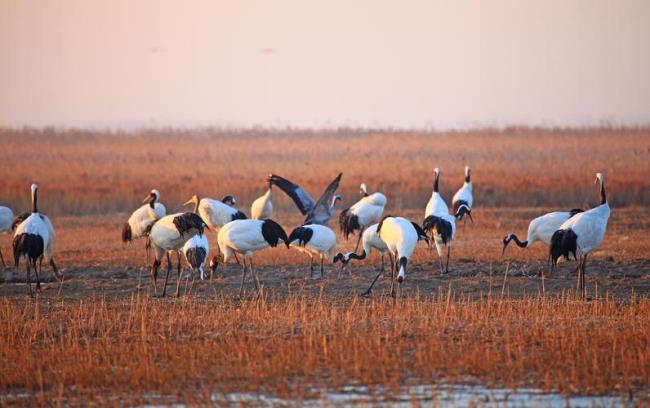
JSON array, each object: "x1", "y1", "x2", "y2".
[{"x1": 1, "y1": 127, "x2": 648, "y2": 216}]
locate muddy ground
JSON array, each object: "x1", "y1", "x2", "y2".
[{"x1": 2, "y1": 257, "x2": 649, "y2": 301}]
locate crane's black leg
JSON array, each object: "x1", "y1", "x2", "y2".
[
  {"x1": 162, "y1": 252, "x2": 172, "y2": 297},
  {"x1": 389, "y1": 254, "x2": 397, "y2": 298},
  {"x1": 320, "y1": 256, "x2": 324, "y2": 278},
  {"x1": 35, "y1": 257, "x2": 43, "y2": 292},
  {"x1": 387, "y1": 253, "x2": 394, "y2": 276},
  {"x1": 445, "y1": 245, "x2": 451, "y2": 274},
  {"x1": 309, "y1": 255, "x2": 314, "y2": 278},
  {"x1": 251, "y1": 257, "x2": 260, "y2": 291},
  {"x1": 580, "y1": 254, "x2": 588, "y2": 300},
  {"x1": 151, "y1": 259, "x2": 160, "y2": 296},
  {"x1": 361, "y1": 272, "x2": 382, "y2": 297},
  {"x1": 353, "y1": 229, "x2": 364, "y2": 253},
  {"x1": 26, "y1": 261, "x2": 32, "y2": 297},
  {"x1": 380, "y1": 253, "x2": 384, "y2": 273},
  {"x1": 175, "y1": 251, "x2": 182, "y2": 297},
  {"x1": 239, "y1": 258, "x2": 247, "y2": 298}
]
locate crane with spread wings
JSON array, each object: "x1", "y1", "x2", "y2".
[{"x1": 267, "y1": 173, "x2": 343, "y2": 225}]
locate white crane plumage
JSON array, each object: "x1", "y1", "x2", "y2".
[
  {"x1": 180, "y1": 198, "x2": 215, "y2": 281},
  {"x1": 217, "y1": 219, "x2": 289, "y2": 297},
  {"x1": 267, "y1": 173, "x2": 342, "y2": 225},
  {"x1": 288, "y1": 224, "x2": 338, "y2": 277},
  {"x1": 452, "y1": 166, "x2": 473, "y2": 222},
  {"x1": 423, "y1": 169, "x2": 456, "y2": 274},
  {"x1": 149, "y1": 212, "x2": 208, "y2": 297},
  {"x1": 360, "y1": 216, "x2": 428, "y2": 298},
  {"x1": 12, "y1": 184, "x2": 61, "y2": 295},
  {"x1": 0, "y1": 205, "x2": 14, "y2": 268},
  {"x1": 339, "y1": 183, "x2": 387, "y2": 252},
  {"x1": 334, "y1": 223, "x2": 394, "y2": 275},
  {"x1": 502, "y1": 208, "x2": 583, "y2": 255},
  {"x1": 425, "y1": 168, "x2": 449, "y2": 216},
  {"x1": 184, "y1": 194, "x2": 247, "y2": 230},
  {"x1": 550, "y1": 173, "x2": 610, "y2": 298},
  {"x1": 251, "y1": 182, "x2": 273, "y2": 220},
  {"x1": 182, "y1": 234, "x2": 215, "y2": 280},
  {"x1": 122, "y1": 189, "x2": 166, "y2": 261}
]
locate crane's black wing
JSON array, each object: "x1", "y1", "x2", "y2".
[{"x1": 267, "y1": 174, "x2": 315, "y2": 215}]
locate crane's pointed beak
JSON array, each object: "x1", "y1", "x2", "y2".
[
  {"x1": 183, "y1": 199, "x2": 194, "y2": 206},
  {"x1": 142, "y1": 194, "x2": 153, "y2": 204}
]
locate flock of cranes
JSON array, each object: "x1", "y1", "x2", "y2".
[{"x1": 2, "y1": 168, "x2": 610, "y2": 299}]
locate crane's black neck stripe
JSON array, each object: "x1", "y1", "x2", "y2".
[
  {"x1": 433, "y1": 173, "x2": 439, "y2": 192},
  {"x1": 32, "y1": 188, "x2": 38, "y2": 213},
  {"x1": 504, "y1": 234, "x2": 528, "y2": 248},
  {"x1": 600, "y1": 180, "x2": 607, "y2": 205}
]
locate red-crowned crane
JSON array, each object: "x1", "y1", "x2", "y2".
[
  {"x1": 122, "y1": 189, "x2": 166, "y2": 261},
  {"x1": 12, "y1": 184, "x2": 61, "y2": 295},
  {"x1": 423, "y1": 168, "x2": 456, "y2": 274},
  {"x1": 550, "y1": 173, "x2": 610, "y2": 299},
  {"x1": 339, "y1": 183, "x2": 386, "y2": 252},
  {"x1": 217, "y1": 219, "x2": 289, "y2": 297},
  {"x1": 333, "y1": 223, "x2": 392, "y2": 275},
  {"x1": 251, "y1": 181, "x2": 273, "y2": 220},
  {"x1": 288, "y1": 224, "x2": 337, "y2": 278},
  {"x1": 149, "y1": 212, "x2": 208, "y2": 297},
  {"x1": 267, "y1": 173, "x2": 342, "y2": 225},
  {"x1": 452, "y1": 166, "x2": 473, "y2": 222},
  {"x1": 360, "y1": 216, "x2": 428, "y2": 298},
  {"x1": 502, "y1": 209, "x2": 583, "y2": 255}
]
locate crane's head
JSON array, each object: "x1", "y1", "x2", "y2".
[
  {"x1": 143, "y1": 190, "x2": 159, "y2": 204},
  {"x1": 359, "y1": 183, "x2": 369, "y2": 196},
  {"x1": 595, "y1": 173, "x2": 604, "y2": 184},
  {"x1": 183, "y1": 194, "x2": 199, "y2": 207},
  {"x1": 222, "y1": 195, "x2": 236, "y2": 207},
  {"x1": 434, "y1": 168, "x2": 440, "y2": 177},
  {"x1": 30, "y1": 183, "x2": 38, "y2": 195}
]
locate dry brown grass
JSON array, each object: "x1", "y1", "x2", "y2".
[
  {"x1": 1, "y1": 127, "x2": 649, "y2": 216},
  {"x1": 1, "y1": 294, "x2": 648, "y2": 405}
]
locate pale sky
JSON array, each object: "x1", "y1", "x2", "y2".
[{"x1": 1, "y1": 0, "x2": 649, "y2": 129}]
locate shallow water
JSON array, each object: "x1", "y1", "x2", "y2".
[{"x1": 218, "y1": 383, "x2": 640, "y2": 407}]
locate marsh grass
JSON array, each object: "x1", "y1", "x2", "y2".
[
  {"x1": 1, "y1": 293, "x2": 648, "y2": 405},
  {"x1": 1, "y1": 127, "x2": 649, "y2": 216}
]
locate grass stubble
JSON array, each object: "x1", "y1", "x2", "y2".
[{"x1": 1, "y1": 291, "x2": 649, "y2": 405}]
